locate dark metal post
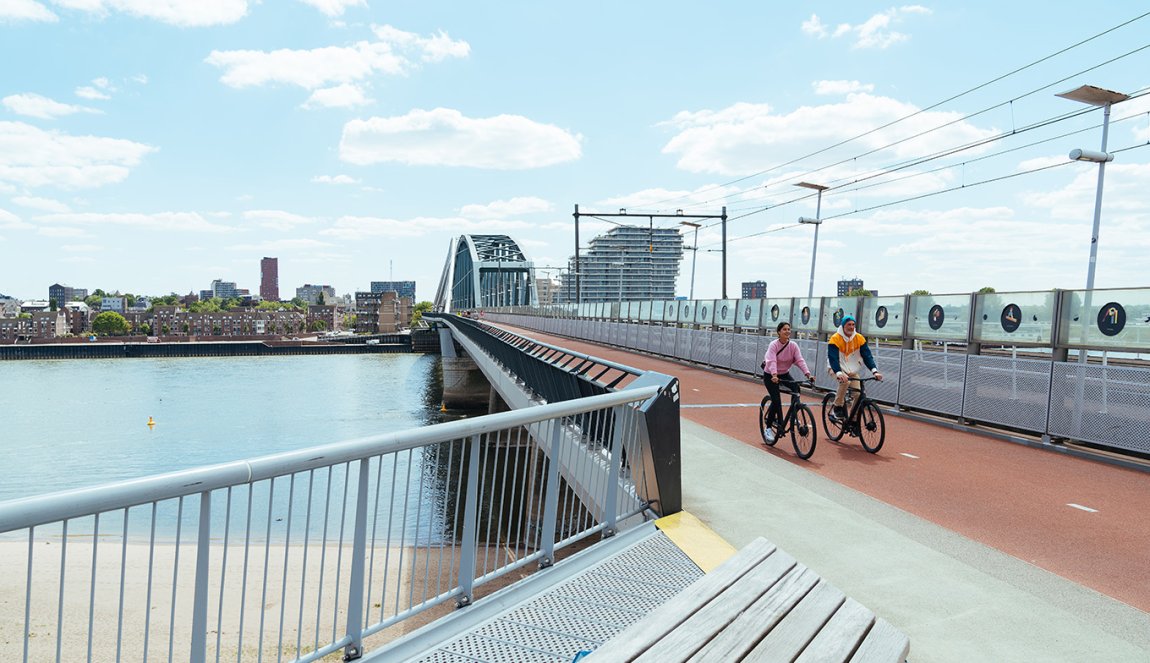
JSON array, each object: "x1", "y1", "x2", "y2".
[
  {"x1": 721, "y1": 207, "x2": 728, "y2": 299},
  {"x1": 573, "y1": 204, "x2": 581, "y2": 304}
]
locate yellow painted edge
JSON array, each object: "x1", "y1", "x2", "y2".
[{"x1": 655, "y1": 510, "x2": 737, "y2": 573}]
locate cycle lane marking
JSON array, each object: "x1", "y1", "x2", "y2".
[
  {"x1": 900, "y1": 453, "x2": 920, "y2": 459},
  {"x1": 1066, "y1": 503, "x2": 1099, "y2": 513}
]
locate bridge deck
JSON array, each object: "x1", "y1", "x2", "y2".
[{"x1": 483, "y1": 323, "x2": 1150, "y2": 661}]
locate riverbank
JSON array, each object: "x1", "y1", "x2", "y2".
[{"x1": 0, "y1": 339, "x2": 418, "y2": 360}]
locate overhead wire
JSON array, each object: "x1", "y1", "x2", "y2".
[{"x1": 642, "y1": 10, "x2": 1150, "y2": 212}]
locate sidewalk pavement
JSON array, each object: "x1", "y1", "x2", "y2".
[{"x1": 680, "y1": 418, "x2": 1150, "y2": 662}]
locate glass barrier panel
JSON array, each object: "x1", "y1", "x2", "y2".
[
  {"x1": 973, "y1": 290, "x2": 1056, "y2": 345},
  {"x1": 736, "y1": 299, "x2": 762, "y2": 329},
  {"x1": 651, "y1": 300, "x2": 667, "y2": 322},
  {"x1": 792, "y1": 297, "x2": 821, "y2": 333},
  {"x1": 821, "y1": 297, "x2": 860, "y2": 333},
  {"x1": 639, "y1": 300, "x2": 652, "y2": 322},
  {"x1": 714, "y1": 299, "x2": 737, "y2": 326},
  {"x1": 1058, "y1": 288, "x2": 1150, "y2": 350},
  {"x1": 909, "y1": 293, "x2": 971, "y2": 341},
  {"x1": 760, "y1": 298, "x2": 793, "y2": 329},
  {"x1": 860, "y1": 296, "x2": 906, "y2": 338},
  {"x1": 676, "y1": 299, "x2": 694, "y2": 324},
  {"x1": 695, "y1": 300, "x2": 716, "y2": 326}
]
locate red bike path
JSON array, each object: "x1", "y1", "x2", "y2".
[{"x1": 500, "y1": 324, "x2": 1150, "y2": 614}]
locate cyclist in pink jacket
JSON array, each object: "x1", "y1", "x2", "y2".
[{"x1": 761, "y1": 322, "x2": 814, "y2": 443}]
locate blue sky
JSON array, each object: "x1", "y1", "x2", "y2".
[{"x1": 1, "y1": 1, "x2": 1148, "y2": 303}]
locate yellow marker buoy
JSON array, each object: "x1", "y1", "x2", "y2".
[
  {"x1": 440, "y1": 402, "x2": 447, "y2": 413},
  {"x1": 147, "y1": 416, "x2": 155, "y2": 428}
]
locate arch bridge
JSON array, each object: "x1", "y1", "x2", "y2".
[{"x1": 434, "y1": 234, "x2": 537, "y2": 312}]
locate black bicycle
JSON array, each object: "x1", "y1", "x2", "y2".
[
  {"x1": 820, "y1": 376, "x2": 885, "y2": 453},
  {"x1": 759, "y1": 380, "x2": 817, "y2": 459}
]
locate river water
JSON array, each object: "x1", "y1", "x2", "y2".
[{"x1": 0, "y1": 354, "x2": 447, "y2": 503}]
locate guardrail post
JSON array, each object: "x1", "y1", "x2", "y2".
[
  {"x1": 189, "y1": 491, "x2": 211, "y2": 663},
  {"x1": 602, "y1": 406, "x2": 626, "y2": 538},
  {"x1": 539, "y1": 420, "x2": 563, "y2": 568},
  {"x1": 456, "y1": 434, "x2": 482, "y2": 606},
  {"x1": 342, "y1": 459, "x2": 371, "y2": 661}
]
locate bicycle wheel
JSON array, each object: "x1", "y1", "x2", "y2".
[
  {"x1": 820, "y1": 393, "x2": 845, "y2": 441},
  {"x1": 858, "y1": 401, "x2": 886, "y2": 453},
  {"x1": 759, "y1": 395, "x2": 778, "y2": 446},
  {"x1": 791, "y1": 404, "x2": 817, "y2": 460}
]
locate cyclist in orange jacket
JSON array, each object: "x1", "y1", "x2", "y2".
[{"x1": 827, "y1": 315, "x2": 882, "y2": 420}]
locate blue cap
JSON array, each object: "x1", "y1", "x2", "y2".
[{"x1": 841, "y1": 315, "x2": 856, "y2": 325}]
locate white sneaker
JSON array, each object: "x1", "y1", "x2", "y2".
[{"x1": 763, "y1": 429, "x2": 776, "y2": 444}]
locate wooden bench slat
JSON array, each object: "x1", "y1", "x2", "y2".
[
  {"x1": 795, "y1": 597, "x2": 874, "y2": 663},
  {"x1": 633, "y1": 550, "x2": 799, "y2": 663},
  {"x1": 589, "y1": 537, "x2": 777, "y2": 661},
  {"x1": 849, "y1": 618, "x2": 910, "y2": 663},
  {"x1": 739, "y1": 580, "x2": 845, "y2": 662},
  {"x1": 685, "y1": 566, "x2": 821, "y2": 663}
]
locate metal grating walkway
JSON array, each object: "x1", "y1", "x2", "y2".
[{"x1": 377, "y1": 526, "x2": 704, "y2": 663}]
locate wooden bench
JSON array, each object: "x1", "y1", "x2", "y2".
[{"x1": 588, "y1": 537, "x2": 909, "y2": 662}]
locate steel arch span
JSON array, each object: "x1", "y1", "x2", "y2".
[{"x1": 434, "y1": 234, "x2": 537, "y2": 312}]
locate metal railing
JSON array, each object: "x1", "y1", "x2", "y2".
[
  {"x1": 0, "y1": 387, "x2": 659, "y2": 663},
  {"x1": 429, "y1": 313, "x2": 682, "y2": 515},
  {"x1": 487, "y1": 313, "x2": 1150, "y2": 456}
]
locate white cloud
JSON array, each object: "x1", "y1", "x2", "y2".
[
  {"x1": 49, "y1": 0, "x2": 248, "y2": 27},
  {"x1": 75, "y1": 76, "x2": 116, "y2": 100},
  {"x1": 813, "y1": 80, "x2": 874, "y2": 96},
  {"x1": 302, "y1": 83, "x2": 372, "y2": 109},
  {"x1": 801, "y1": 7, "x2": 931, "y2": 50},
  {"x1": 0, "y1": 0, "x2": 57, "y2": 22},
  {"x1": 800, "y1": 14, "x2": 827, "y2": 38},
  {"x1": 661, "y1": 95, "x2": 994, "y2": 176},
  {"x1": 12, "y1": 195, "x2": 71, "y2": 212},
  {"x1": 298, "y1": 0, "x2": 365, "y2": 17},
  {"x1": 320, "y1": 214, "x2": 529, "y2": 240},
  {"x1": 312, "y1": 174, "x2": 360, "y2": 185},
  {"x1": 205, "y1": 25, "x2": 469, "y2": 91},
  {"x1": 241, "y1": 209, "x2": 315, "y2": 231},
  {"x1": 227, "y1": 238, "x2": 334, "y2": 252},
  {"x1": 3, "y1": 93, "x2": 102, "y2": 119},
  {"x1": 61, "y1": 243, "x2": 101, "y2": 252},
  {"x1": 0, "y1": 121, "x2": 156, "y2": 189},
  {"x1": 0, "y1": 207, "x2": 33, "y2": 229},
  {"x1": 36, "y1": 211, "x2": 234, "y2": 232},
  {"x1": 75, "y1": 86, "x2": 111, "y2": 100},
  {"x1": 36, "y1": 226, "x2": 87, "y2": 237},
  {"x1": 459, "y1": 197, "x2": 552, "y2": 219},
  {"x1": 340, "y1": 108, "x2": 582, "y2": 169}
]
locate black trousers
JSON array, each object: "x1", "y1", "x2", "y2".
[{"x1": 762, "y1": 373, "x2": 800, "y2": 431}]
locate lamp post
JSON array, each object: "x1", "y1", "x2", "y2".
[
  {"x1": 795, "y1": 182, "x2": 829, "y2": 299},
  {"x1": 611, "y1": 261, "x2": 625, "y2": 307},
  {"x1": 1057, "y1": 84, "x2": 1129, "y2": 438},
  {"x1": 1057, "y1": 85, "x2": 1129, "y2": 304},
  {"x1": 680, "y1": 220, "x2": 701, "y2": 299}
]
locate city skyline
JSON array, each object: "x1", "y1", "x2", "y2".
[{"x1": 2, "y1": 3, "x2": 1149, "y2": 302}]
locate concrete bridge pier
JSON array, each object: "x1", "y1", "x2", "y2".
[{"x1": 439, "y1": 327, "x2": 490, "y2": 409}]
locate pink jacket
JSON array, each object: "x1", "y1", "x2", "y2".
[{"x1": 764, "y1": 340, "x2": 811, "y2": 377}]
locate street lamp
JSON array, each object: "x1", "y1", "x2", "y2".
[
  {"x1": 1057, "y1": 84, "x2": 1129, "y2": 298},
  {"x1": 680, "y1": 221, "x2": 701, "y2": 300},
  {"x1": 611, "y1": 261, "x2": 625, "y2": 306},
  {"x1": 795, "y1": 182, "x2": 829, "y2": 299}
]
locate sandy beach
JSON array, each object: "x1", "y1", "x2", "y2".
[{"x1": 0, "y1": 536, "x2": 510, "y2": 662}]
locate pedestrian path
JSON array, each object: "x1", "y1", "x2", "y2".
[{"x1": 680, "y1": 417, "x2": 1150, "y2": 662}]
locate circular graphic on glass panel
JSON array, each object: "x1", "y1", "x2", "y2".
[
  {"x1": 721, "y1": 304, "x2": 728, "y2": 319},
  {"x1": 1000, "y1": 303, "x2": 1021, "y2": 333},
  {"x1": 800, "y1": 306, "x2": 811, "y2": 325},
  {"x1": 832, "y1": 308, "x2": 845, "y2": 327},
  {"x1": 770, "y1": 304, "x2": 780, "y2": 321},
  {"x1": 681, "y1": 303, "x2": 691, "y2": 319},
  {"x1": 1097, "y1": 302, "x2": 1126, "y2": 337},
  {"x1": 700, "y1": 306, "x2": 708, "y2": 319},
  {"x1": 743, "y1": 305, "x2": 752, "y2": 321},
  {"x1": 928, "y1": 304, "x2": 945, "y2": 330},
  {"x1": 875, "y1": 306, "x2": 889, "y2": 328}
]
